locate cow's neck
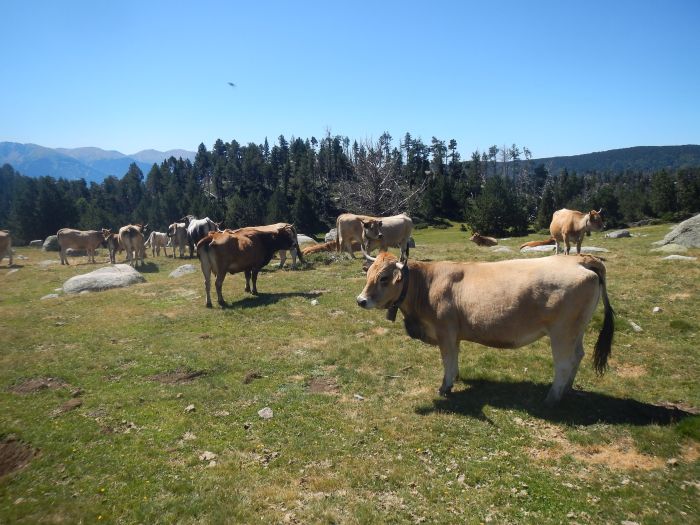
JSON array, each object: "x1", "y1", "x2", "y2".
[{"x1": 386, "y1": 262, "x2": 410, "y2": 322}]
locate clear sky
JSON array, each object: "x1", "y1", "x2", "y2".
[{"x1": 1, "y1": 0, "x2": 698, "y2": 158}]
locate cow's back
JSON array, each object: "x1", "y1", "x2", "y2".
[{"x1": 550, "y1": 209, "x2": 583, "y2": 239}]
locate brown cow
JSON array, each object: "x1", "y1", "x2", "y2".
[
  {"x1": 0, "y1": 230, "x2": 12, "y2": 266},
  {"x1": 101, "y1": 229, "x2": 124, "y2": 264},
  {"x1": 197, "y1": 223, "x2": 303, "y2": 307},
  {"x1": 57, "y1": 228, "x2": 105, "y2": 265},
  {"x1": 550, "y1": 208, "x2": 604, "y2": 255},
  {"x1": 356, "y1": 252, "x2": 614, "y2": 404},
  {"x1": 469, "y1": 232, "x2": 498, "y2": 247},
  {"x1": 119, "y1": 224, "x2": 147, "y2": 267}
]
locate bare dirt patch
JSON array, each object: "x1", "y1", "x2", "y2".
[
  {"x1": 308, "y1": 377, "x2": 340, "y2": 394},
  {"x1": 8, "y1": 377, "x2": 69, "y2": 394},
  {"x1": 148, "y1": 370, "x2": 206, "y2": 384},
  {"x1": 243, "y1": 371, "x2": 263, "y2": 384},
  {"x1": 0, "y1": 437, "x2": 37, "y2": 478},
  {"x1": 615, "y1": 363, "x2": 647, "y2": 378}
]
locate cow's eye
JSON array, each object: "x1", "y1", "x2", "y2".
[{"x1": 379, "y1": 275, "x2": 389, "y2": 284}]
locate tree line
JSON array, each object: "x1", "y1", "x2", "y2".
[{"x1": 1, "y1": 133, "x2": 699, "y2": 243}]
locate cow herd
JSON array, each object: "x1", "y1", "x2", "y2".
[{"x1": 2, "y1": 208, "x2": 614, "y2": 404}]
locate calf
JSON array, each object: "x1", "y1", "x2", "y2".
[
  {"x1": 357, "y1": 252, "x2": 614, "y2": 405},
  {"x1": 0, "y1": 230, "x2": 12, "y2": 266},
  {"x1": 550, "y1": 208, "x2": 604, "y2": 255},
  {"x1": 197, "y1": 223, "x2": 303, "y2": 307}
]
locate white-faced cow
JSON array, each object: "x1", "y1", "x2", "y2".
[
  {"x1": 0, "y1": 230, "x2": 12, "y2": 266},
  {"x1": 197, "y1": 223, "x2": 303, "y2": 308},
  {"x1": 356, "y1": 252, "x2": 614, "y2": 405},
  {"x1": 184, "y1": 216, "x2": 221, "y2": 257},
  {"x1": 57, "y1": 228, "x2": 105, "y2": 265},
  {"x1": 550, "y1": 208, "x2": 605, "y2": 255},
  {"x1": 119, "y1": 224, "x2": 147, "y2": 267},
  {"x1": 145, "y1": 231, "x2": 169, "y2": 257},
  {"x1": 167, "y1": 222, "x2": 189, "y2": 258}
]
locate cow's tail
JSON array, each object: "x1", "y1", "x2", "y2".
[
  {"x1": 581, "y1": 256, "x2": 615, "y2": 375},
  {"x1": 335, "y1": 215, "x2": 341, "y2": 252}
]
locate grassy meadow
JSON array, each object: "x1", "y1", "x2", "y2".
[{"x1": 1, "y1": 223, "x2": 698, "y2": 524}]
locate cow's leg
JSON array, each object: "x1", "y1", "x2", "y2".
[
  {"x1": 251, "y1": 269, "x2": 259, "y2": 295},
  {"x1": 199, "y1": 253, "x2": 213, "y2": 307},
  {"x1": 163, "y1": 245, "x2": 168, "y2": 257},
  {"x1": 278, "y1": 250, "x2": 286, "y2": 268},
  {"x1": 214, "y1": 274, "x2": 226, "y2": 307},
  {"x1": 437, "y1": 335, "x2": 460, "y2": 396},
  {"x1": 563, "y1": 235, "x2": 572, "y2": 255},
  {"x1": 290, "y1": 248, "x2": 297, "y2": 269},
  {"x1": 576, "y1": 236, "x2": 583, "y2": 255},
  {"x1": 244, "y1": 270, "x2": 252, "y2": 293},
  {"x1": 545, "y1": 332, "x2": 581, "y2": 405},
  {"x1": 59, "y1": 247, "x2": 67, "y2": 265}
]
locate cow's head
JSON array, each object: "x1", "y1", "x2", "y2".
[
  {"x1": 356, "y1": 252, "x2": 405, "y2": 310},
  {"x1": 588, "y1": 209, "x2": 604, "y2": 233},
  {"x1": 167, "y1": 223, "x2": 177, "y2": 237},
  {"x1": 101, "y1": 228, "x2": 112, "y2": 239},
  {"x1": 361, "y1": 219, "x2": 383, "y2": 241},
  {"x1": 469, "y1": 232, "x2": 481, "y2": 242},
  {"x1": 282, "y1": 224, "x2": 305, "y2": 264}
]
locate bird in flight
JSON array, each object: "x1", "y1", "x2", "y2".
[{"x1": 227, "y1": 82, "x2": 236, "y2": 87}]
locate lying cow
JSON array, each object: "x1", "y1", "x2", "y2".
[
  {"x1": 167, "y1": 222, "x2": 190, "y2": 258},
  {"x1": 0, "y1": 230, "x2": 12, "y2": 266},
  {"x1": 550, "y1": 208, "x2": 604, "y2": 255},
  {"x1": 57, "y1": 228, "x2": 105, "y2": 265},
  {"x1": 520, "y1": 238, "x2": 556, "y2": 250},
  {"x1": 119, "y1": 224, "x2": 147, "y2": 267},
  {"x1": 359, "y1": 213, "x2": 414, "y2": 261},
  {"x1": 197, "y1": 223, "x2": 303, "y2": 307},
  {"x1": 145, "y1": 231, "x2": 169, "y2": 257},
  {"x1": 469, "y1": 232, "x2": 498, "y2": 247},
  {"x1": 356, "y1": 252, "x2": 614, "y2": 405},
  {"x1": 184, "y1": 216, "x2": 221, "y2": 257}
]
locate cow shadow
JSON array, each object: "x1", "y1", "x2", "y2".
[
  {"x1": 222, "y1": 291, "x2": 321, "y2": 309},
  {"x1": 136, "y1": 262, "x2": 159, "y2": 273},
  {"x1": 414, "y1": 378, "x2": 697, "y2": 427}
]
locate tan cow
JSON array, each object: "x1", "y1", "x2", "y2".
[
  {"x1": 197, "y1": 223, "x2": 303, "y2": 307},
  {"x1": 550, "y1": 208, "x2": 604, "y2": 255},
  {"x1": 356, "y1": 252, "x2": 614, "y2": 405},
  {"x1": 119, "y1": 224, "x2": 147, "y2": 267},
  {"x1": 145, "y1": 231, "x2": 169, "y2": 257},
  {"x1": 335, "y1": 213, "x2": 376, "y2": 257},
  {"x1": 359, "y1": 213, "x2": 414, "y2": 261},
  {"x1": 469, "y1": 232, "x2": 498, "y2": 247},
  {"x1": 57, "y1": 228, "x2": 105, "y2": 265},
  {"x1": 0, "y1": 230, "x2": 12, "y2": 266},
  {"x1": 167, "y1": 222, "x2": 190, "y2": 258}
]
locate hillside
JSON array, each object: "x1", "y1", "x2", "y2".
[
  {"x1": 0, "y1": 142, "x2": 196, "y2": 182},
  {"x1": 532, "y1": 145, "x2": 700, "y2": 174}
]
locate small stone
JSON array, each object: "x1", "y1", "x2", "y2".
[
  {"x1": 182, "y1": 431, "x2": 197, "y2": 441},
  {"x1": 666, "y1": 458, "x2": 679, "y2": 467},
  {"x1": 628, "y1": 321, "x2": 643, "y2": 333},
  {"x1": 652, "y1": 306, "x2": 662, "y2": 314},
  {"x1": 213, "y1": 410, "x2": 230, "y2": 417},
  {"x1": 310, "y1": 299, "x2": 319, "y2": 306},
  {"x1": 184, "y1": 404, "x2": 195, "y2": 413},
  {"x1": 199, "y1": 451, "x2": 217, "y2": 461},
  {"x1": 208, "y1": 460, "x2": 217, "y2": 468},
  {"x1": 258, "y1": 407, "x2": 273, "y2": 419},
  {"x1": 176, "y1": 393, "x2": 184, "y2": 399},
  {"x1": 353, "y1": 394, "x2": 365, "y2": 401},
  {"x1": 41, "y1": 294, "x2": 60, "y2": 300},
  {"x1": 621, "y1": 521, "x2": 640, "y2": 525}
]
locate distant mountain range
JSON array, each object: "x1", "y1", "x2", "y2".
[
  {"x1": 1, "y1": 142, "x2": 699, "y2": 183},
  {"x1": 0, "y1": 142, "x2": 196, "y2": 183}
]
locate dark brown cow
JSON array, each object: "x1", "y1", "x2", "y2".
[{"x1": 197, "y1": 223, "x2": 303, "y2": 307}]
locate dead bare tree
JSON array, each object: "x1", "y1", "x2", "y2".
[{"x1": 335, "y1": 138, "x2": 428, "y2": 216}]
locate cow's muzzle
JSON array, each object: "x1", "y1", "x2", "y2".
[{"x1": 356, "y1": 295, "x2": 368, "y2": 308}]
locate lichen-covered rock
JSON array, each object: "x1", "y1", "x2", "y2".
[{"x1": 63, "y1": 264, "x2": 145, "y2": 294}]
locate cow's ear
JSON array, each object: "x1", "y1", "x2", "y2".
[{"x1": 393, "y1": 268, "x2": 403, "y2": 283}]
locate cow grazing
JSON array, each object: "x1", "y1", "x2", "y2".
[
  {"x1": 145, "y1": 231, "x2": 169, "y2": 257},
  {"x1": 550, "y1": 208, "x2": 605, "y2": 255},
  {"x1": 57, "y1": 228, "x2": 105, "y2": 265},
  {"x1": 469, "y1": 232, "x2": 498, "y2": 247},
  {"x1": 0, "y1": 230, "x2": 12, "y2": 266},
  {"x1": 520, "y1": 238, "x2": 556, "y2": 250},
  {"x1": 356, "y1": 252, "x2": 614, "y2": 405},
  {"x1": 167, "y1": 222, "x2": 189, "y2": 258},
  {"x1": 184, "y1": 216, "x2": 221, "y2": 257},
  {"x1": 119, "y1": 224, "x2": 147, "y2": 267},
  {"x1": 197, "y1": 223, "x2": 303, "y2": 307}
]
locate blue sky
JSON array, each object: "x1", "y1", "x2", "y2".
[{"x1": 1, "y1": 0, "x2": 698, "y2": 157}]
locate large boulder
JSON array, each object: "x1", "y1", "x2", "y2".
[
  {"x1": 63, "y1": 264, "x2": 145, "y2": 294},
  {"x1": 42, "y1": 235, "x2": 59, "y2": 252},
  {"x1": 654, "y1": 214, "x2": 700, "y2": 248},
  {"x1": 169, "y1": 264, "x2": 197, "y2": 278},
  {"x1": 324, "y1": 228, "x2": 337, "y2": 243}
]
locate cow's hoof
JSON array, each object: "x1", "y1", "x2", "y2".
[
  {"x1": 206, "y1": 302, "x2": 212, "y2": 308},
  {"x1": 251, "y1": 290, "x2": 258, "y2": 296},
  {"x1": 438, "y1": 386, "x2": 453, "y2": 397}
]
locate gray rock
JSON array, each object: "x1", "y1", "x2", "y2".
[
  {"x1": 41, "y1": 294, "x2": 60, "y2": 300},
  {"x1": 258, "y1": 407, "x2": 274, "y2": 419},
  {"x1": 605, "y1": 229, "x2": 631, "y2": 239},
  {"x1": 42, "y1": 235, "x2": 60, "y2": 251},
  {"x1": 521, "y1": 245, "x2": 556, "y2": 253},
  {"x1": 29, "y1": 240, "x2": 43, "y2": 247},
  {"x1": 651, "y1": 244, "x2": 688, "y2": 254},
  {"x1": 490, "y1": 246, "x2": 514, "y2": 253},
  {"x1": 169, "y1": 264, "x2": 197, "y2": 278},
  {"x1": 656, "y1": 213, "x2": 700, "y2": 247},
  {"x1": 63, "y1": 264, "x2": 145, "y2": 294},
  {"x1": 662, "y1": 255, "x2": 697, "y2": 261},
  {"x1": 629, "y1": 321, "x2": 643, "y2": 333},
  {"x1": 297, "y1": 234, "x2": 317, "y2": 245},
  {"x1": 324, "y1": 228, "x2": 337, "y2": 242},
  {"x1": 579, "y1": 246, "x2": 609, "y2": 253}
]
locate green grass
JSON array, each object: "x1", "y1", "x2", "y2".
[{"x1": 1, "y1": 224, "x2": 698, "y2": 524}]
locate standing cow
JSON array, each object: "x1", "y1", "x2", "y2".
[
  {"x1": 183, "y1": 216, "x2": 221, "y2": 257},
  {"x1": 357, "y1": 252, "x2": 614, "y2": 405},
  {"x1": 197, "y1": 223, "x2": 303, "y2": 307},
  {"x1": 167, "y1": 222, "x2": 189, "y2": 258},
  {"x1": 336, "y1": 213, "x2": 413, "y2": 261},
  {"x1": 119, "y1": 224, "x2": 147, "y2": 267},
  {"x1": 101, "y1": 229, "x2": 123, "y2": 264},
  {"x1": 0, "y1": 230, "x2": 12, "y2": 266},
  {"x1": 145, "y1": 231, "x2": 169, "y2": 257},
  {"x1": 57, "y1": 228, "x2": 105, "y2": 265},
  {"x1": 550, "y1": 208, "x2": 604, "y2": 255}
]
